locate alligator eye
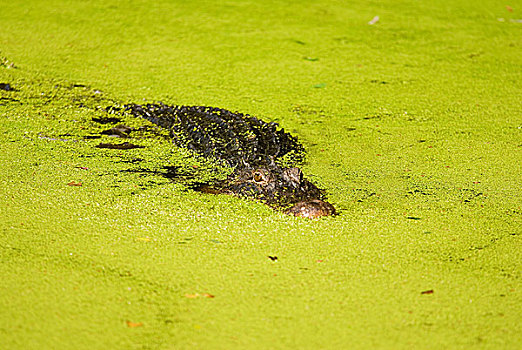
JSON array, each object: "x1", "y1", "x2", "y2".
[
  {"x1": 253, "y1": 170, "x2": 266, "y2": 183},
  {"x1": 253, "y1": 171, "x2": 264, "y2": 183}
]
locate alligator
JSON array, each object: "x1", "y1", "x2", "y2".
[{"x1": 122, "y1": 103, "x2": 335, "y2": 218}]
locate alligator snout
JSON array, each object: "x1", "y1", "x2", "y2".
[{"x1": 285, "y1": 199, "x2": 336, "y2": 219}]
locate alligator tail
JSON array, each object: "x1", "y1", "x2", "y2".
[{"x1": 123, "y1": 103, "x2": 176, "y2": 129}]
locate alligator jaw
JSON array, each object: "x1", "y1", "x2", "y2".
[{"x1": 285, "y1": 199, "x2": 336, "y2": 219}]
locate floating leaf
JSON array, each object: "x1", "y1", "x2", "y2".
[
  {"x1": 126, "y1": 321, "x2": 143, "y2": 328},
  {"x1": 268, "y1": 256, "x2": 278, "y2": 261},
  {"x1": 368, "y1": 16, "x2": 380, "y2": 25},
  {"x1": 185, "y1": 293, "x2": 215, "y2": 299},
  {"x1": 303, "y1": 57, "x2": 319, "y2": 61},
  {"x1": 313, "y1": 83, "x2": 326, "y2": 88},
  {"x1": 67, "y1": 181, "x2": 82, "y2": 186},
  {"x1": 421, "y1": 289, "x2": 434, "y2": 295}
]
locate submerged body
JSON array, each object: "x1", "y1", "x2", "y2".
[{"x1": 124, "y1": 103, "x2": 335, "y2": 218}]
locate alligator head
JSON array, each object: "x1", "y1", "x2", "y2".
[{"x1": 208, "y1": 165, "x2": 336, "y2": 218}]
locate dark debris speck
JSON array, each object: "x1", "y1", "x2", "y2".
[{"x1": 0, "y1": 83, "x2": 15, "y2": 91}]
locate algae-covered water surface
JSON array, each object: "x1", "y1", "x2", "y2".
[{"x1": 1, "y1": 0, "x2": 521, "y2": 349}]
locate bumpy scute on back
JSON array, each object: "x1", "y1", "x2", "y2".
[{"x1": 124, "y1": 103, "x2": 305, "y2": 168}]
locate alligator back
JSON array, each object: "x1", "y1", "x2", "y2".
[{"x1": 124, "y1": 103, "x2": 304, "y2": 168}]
